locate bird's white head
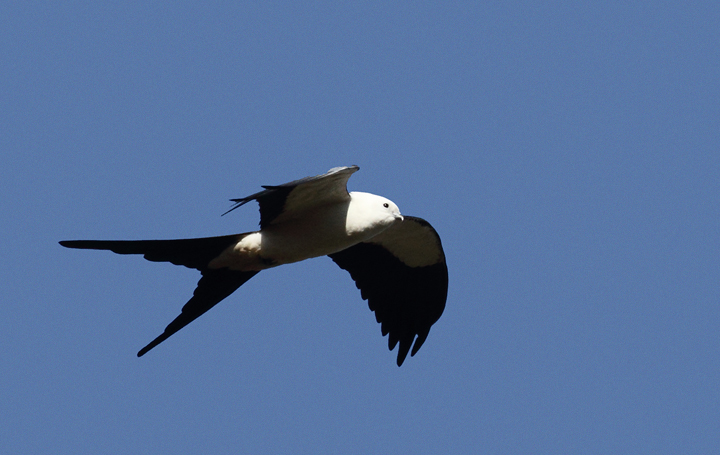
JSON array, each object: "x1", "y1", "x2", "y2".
[{"x1": 346, "y1": 191, "x2": 403, "y2": 239}]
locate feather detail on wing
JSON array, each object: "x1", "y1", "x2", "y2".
[
  {"x1": 329, "y1": 216, "x2": 448, "y2": 366},
  {"x1": 223, "y1": 165, "x2": 359, "y2": 228}
]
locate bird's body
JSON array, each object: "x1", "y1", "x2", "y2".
[
  {"x1": 60, "y1": 166, "x2": 447, "y2": 365},
  {"x1": 209, "y1": 191, "x2": 402, "y2": 271}
]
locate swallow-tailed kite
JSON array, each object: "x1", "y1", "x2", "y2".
[{"x1": 60, "y1": 166, "x2": 448, "y2": 366}]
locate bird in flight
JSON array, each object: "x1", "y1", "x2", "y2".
[{"x1": 60, "y1": 166, "x2": 448, "y2": 366}]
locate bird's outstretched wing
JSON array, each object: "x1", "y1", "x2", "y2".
[
  {"x1": 59, "y1": 235, "x2": 257, "y2": 356},
  {"x1": 223, "y1": 165, "x2": 359, "y2": 228},
  {"x1": 329, "y1": 216, "x2": 448, "y2": 366}
]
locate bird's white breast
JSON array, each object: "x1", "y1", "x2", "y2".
[{"x1": 209, "y1": 192, "x2": 401, "y2": 271}]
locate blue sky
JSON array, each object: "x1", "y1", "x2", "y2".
[{"x1": 2, "y1": 2, "x2": 719, "y2": 453}]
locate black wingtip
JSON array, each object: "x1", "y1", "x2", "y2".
[{"x1": 221, "y1": 198, "x2": 250, "y2": 216}]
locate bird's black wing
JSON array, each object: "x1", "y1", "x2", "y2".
[
  {"x1": 329, "y1": 216, "x2": 448, "y2": 366},
  {"x1": 223, "y1": 165, "x2": 359, "y2": 228}
]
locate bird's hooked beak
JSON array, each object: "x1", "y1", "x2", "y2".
[{"x1": 394, "y1": 211, "x2": 404, "y2": 222}]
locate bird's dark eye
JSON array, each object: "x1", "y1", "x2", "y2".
[{"x1": 383, "y1": 203, "x2": 389, "y2": 208}]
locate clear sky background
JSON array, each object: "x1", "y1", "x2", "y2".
[{"x1": 2, "y1": 2, "x2": 719, "y2": 453}]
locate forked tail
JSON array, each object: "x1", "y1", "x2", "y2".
[{"x1": 60, "y1": 233, "x2": 259, "y2": 356}]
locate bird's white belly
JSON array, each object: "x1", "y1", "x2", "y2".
[
  {"x1": 209, "y1": 203, "x2": 393, "y2": 271},
  {"x1": 259, "y1": 208, "x2": 371, "y2": 265}
]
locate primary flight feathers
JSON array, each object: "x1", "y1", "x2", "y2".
[{"x1": 60, "y1": 165, "x2": 448, "y2": 366}]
